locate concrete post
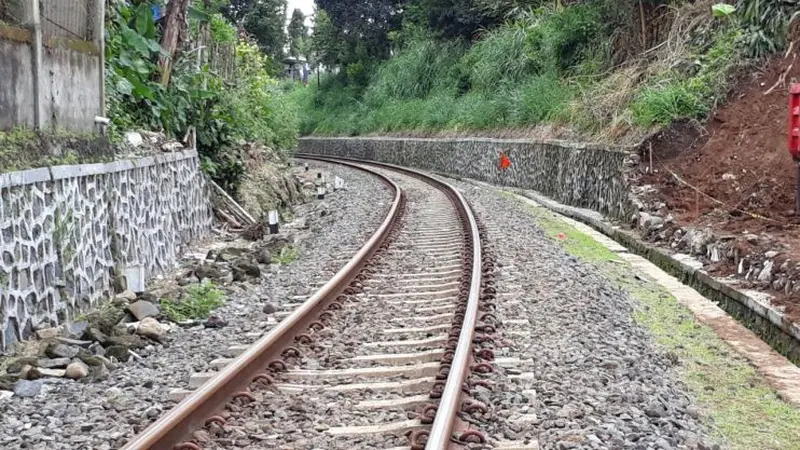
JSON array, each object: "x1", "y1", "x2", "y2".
[
  {"x1": 30, "y1": 0, "x2": 43, "y2": 129},
  {"x1": 94, "y1": 0, "x2": 106, "y2": 117}
]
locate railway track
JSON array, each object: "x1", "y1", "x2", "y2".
[{"x1": 120, "y1": 156, "x2": 522, "y2": 450}]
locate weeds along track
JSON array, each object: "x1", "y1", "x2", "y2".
[{"x1": 120, "y1": 156, "x2": 504, "y2": 449}]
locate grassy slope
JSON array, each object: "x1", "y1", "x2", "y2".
[
  {"x1": 296, "y1": 1, "x2": 741, "y2": 144},
  {"x1": 501, "y1": 191, "x2": 800, "y2": 450}
]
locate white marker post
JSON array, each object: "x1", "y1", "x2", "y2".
[
  {"x1": 304, "y1": 162, "x2": 309, "y2": 172},
  {"x1": 334, "y1": 176, "x2": 344, "y2": 191},
  {"x1": 317, "y1": 186, "x2": 325, "y2": 200},
  {"x1": 268, "y1": 210, "x2": 279, "y2": 234}
]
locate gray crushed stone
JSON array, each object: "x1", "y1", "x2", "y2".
[
  {"x1": 447, "y1": 178, "x2": 717, "y2": 450},
  {"x1": 0, "y1": 161, "x2": 391, "y2": 450}
]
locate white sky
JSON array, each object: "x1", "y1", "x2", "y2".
[{"x1": 286, "y1": 0, "x2": 316, "y2": 29}]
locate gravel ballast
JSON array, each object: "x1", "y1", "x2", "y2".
[
  {"x1": 446, "y1": 178, "x2": 717, "y2": 450},
  {"x1": 0, "y1": 161, "x2": 392, "y2": 450}
]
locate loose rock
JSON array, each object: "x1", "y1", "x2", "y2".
[
  {"x1": 136, "y1": 317, "x2": 170, "y2": 342},
  {"x1": 13, "y1": 380, "x2": 42, "y2": 398},
  {"x1": 128, "y1": 300, "x2": 160, "y2": 321},
  {"x1": 66, "y1": 361, "x2": 90, "y2": 380},
  {"x1": 46, "y1": 343, "x2": 79, "y2": 359}
]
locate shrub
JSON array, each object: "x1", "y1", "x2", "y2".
[{"x1": 160, "y1": 281, "x2": 226, "y2": 322}]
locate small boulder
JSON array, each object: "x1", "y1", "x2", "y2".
[
  {"x1": 106, "y1": 334, "x2": 147, "y2": 350},
  {"x1": 758, "y1": 260, "x2": 774, "y2": 283},
  {"x1": 216, "y1": 247, "x2": 250, "y2": 263},
  {"x1": 136, "y1": 317, "x2": 169, "y2": 342},
  {"x1": 105, "y1": 345, "x2": 130, "y2": 363},
  {"x1": 46, "y1": 343, "x2": 79, "y2": 359},
  {"x1": 37, "y1": 358, "x2": 70, "y2": 369},
  {"x1": 55, "y1": 337, "x2": 93, "y2": 347},
  {"x1": 161, "y1": 141, "x2": 183, "y2": 153},
  {"x1": 82, "y1": 327, "x2": 109, "y2": 345},
  {"x1": 638, "y1": 212, "x2": 664, "y2": 232},
  {"x1": 88, "y1": 342, "x2": 106, "y2": 357},
  {"x1": 65, "y1": 361, "x2": 90, "y2": 380},
  {"x1": 116, "y1": 290, "x2": 138, "y2": 302},
  {"x1": 35, "y1": 327, "x2": 61, "y2": 340},
  {"x1": 128, "y1": 300, "x2": 160, "y2": 321},
  {"x1": 256, "y1": 249, "x2": 272, "y2": 265},
  {"x1": 64, "y1": 321, "x2": 89, "y2": 339},
  {"x1": 13, "y1": 380, "x2": 42, "y2": 398},
  {"x1": 203, "y1": 316, "x2": 228, "y2": 329},
  {"x1": 77, "y1": 353, "x2": 106, "y2": 368},
  {"x1": 262, "y1": 303, "x2": 277, "y2": 315},
  {"x1": 232, "y1": 260, "x2": 261, "y2": 281},
  {"x1": 25, "y1": 366, "x2": 65, "y2": 378},
  {"x1": 19, "y1": 365, "x2": 39, "y2": 380},
  {"x1": 91, "y1": 363, "x2": 110, "y2": 382},
  {"x1": 124, "y1": 132, "x2": 143, "y2": 147},
  {"x1": 194, "y1": 264, "x2": 230, "y2": 283},
  {"x1": 0, "y1": 375, "x2": 17, "y2": 391}
]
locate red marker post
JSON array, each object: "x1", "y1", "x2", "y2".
[{"x1": 790, "y1": 84, "x2": 800, "y2": 212}]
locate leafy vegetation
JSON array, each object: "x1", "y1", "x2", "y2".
[
  {"x1": 160, "y1": 280, "x2": 226, "y2": 322},
  {"x1": 105, "y1": 0, "x2": 297, "y2": 194},
  {"x1": 736, "y1": 0, "x2": 799, "y2": 58},
  {"x1": 298, "y1": 0, "x2": 792, "y2": 141},
  {"x1": 271, "y1": 245, "x2": 299, "y2": 265}
]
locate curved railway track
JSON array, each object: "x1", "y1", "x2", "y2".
[{"x1": 120, "y1": 156, "x2": 500, "y2": 450}]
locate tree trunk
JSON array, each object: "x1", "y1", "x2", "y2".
[{"x1": 159, "y1": 0, "x2": 192, "y2": 85}]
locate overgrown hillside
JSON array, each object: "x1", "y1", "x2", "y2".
[{"x1": 296, "y1": 0, "x2": 797, "y2": 145}]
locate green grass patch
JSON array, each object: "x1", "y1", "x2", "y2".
[
  {"x1": 160, "y1": 280, "x2": 226, "y2": 322},
  {"x1": 504, "y1": 189, "x2": 800, "y2": 450},
  {"x1": 271, "y1": 245, "x2": 299, "y2": 265}
]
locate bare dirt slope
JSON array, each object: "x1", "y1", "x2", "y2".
[{"x1": 640, "y1": 50, "x2": 800, "y2": 318}]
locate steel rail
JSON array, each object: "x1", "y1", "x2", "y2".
[
  {"x1": 296, "y1": 154, "x2": 483, "y2": 450},
  {"x1": 120, "y1": 160, "x2": 403, "y2": 450}
]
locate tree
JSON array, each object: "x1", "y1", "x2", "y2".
[
  {"x1": 287, "y1": 8, "x2": 308, "y2": 58},
  {"x1": 311, "y1": 9, "x2": 341, "y2": 67},
  {"x1": 221, "y1": 0, "x2": 255, "y2": 22},
  {"x1": 316, "y1": 0, "x2": 406, "y2": 61},
  {"x1": 159, "y1": 0, "x2": 192, "y2": 84},
  {"x1": 242, "y1": 0, "x2": 287, "y2": 59}
]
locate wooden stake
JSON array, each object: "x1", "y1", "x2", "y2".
[{"x1": 648, "y1": 142, "x2": 653, "y2": 173}]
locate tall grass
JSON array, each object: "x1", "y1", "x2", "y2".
[{"x1": 296, "y1": 2, "x2": 743, "y2": 138}]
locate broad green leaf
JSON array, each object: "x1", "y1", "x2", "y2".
[
  {"x1": 188, "y1": 6, "x2": 211, "y2": 22},
  {"x1": 711, "y1": 4, "x2": 736, "y2": 18},
  {"x1": 115, "y1": 78, "x2": 134, "y2": 96}
]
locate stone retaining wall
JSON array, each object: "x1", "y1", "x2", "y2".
[
  {"x1": 0, "y1": 150, "x2": 212, "y2": 348},
  {"x1": 298, "y1": 137, "x2": 637, "y2": 220}
]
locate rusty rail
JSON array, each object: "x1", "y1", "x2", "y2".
[
  {"x1": 297, "y1": 154, "x2": 485, "y2": 450},
  {"x1": 122, "y1": 155, "x2": 485, "y2": 450},
  {"x1": 120, "y1": 159, "x2": 403, "y2": 450}
]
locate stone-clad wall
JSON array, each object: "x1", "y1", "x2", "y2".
[
  {"x1": 0, "y1": 150, "x2": 212, "y2": 348},
  {"x1": 298, "y1": 137, "x2": 637, "y2": 219}
]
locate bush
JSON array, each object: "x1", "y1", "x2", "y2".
[
  {"x1": 106, "y1": 2, "x2": 297, "y2": 194},
  {"x1": 160, "y1": 281, "x2": 226, "y2": 322},
  {"x1": 630, "y1": 25, "x2": 741, "y2": 127}
]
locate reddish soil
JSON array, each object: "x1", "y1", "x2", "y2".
[{"x1": 640, "y1": 51, "x2": 800, "y2": 318}]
